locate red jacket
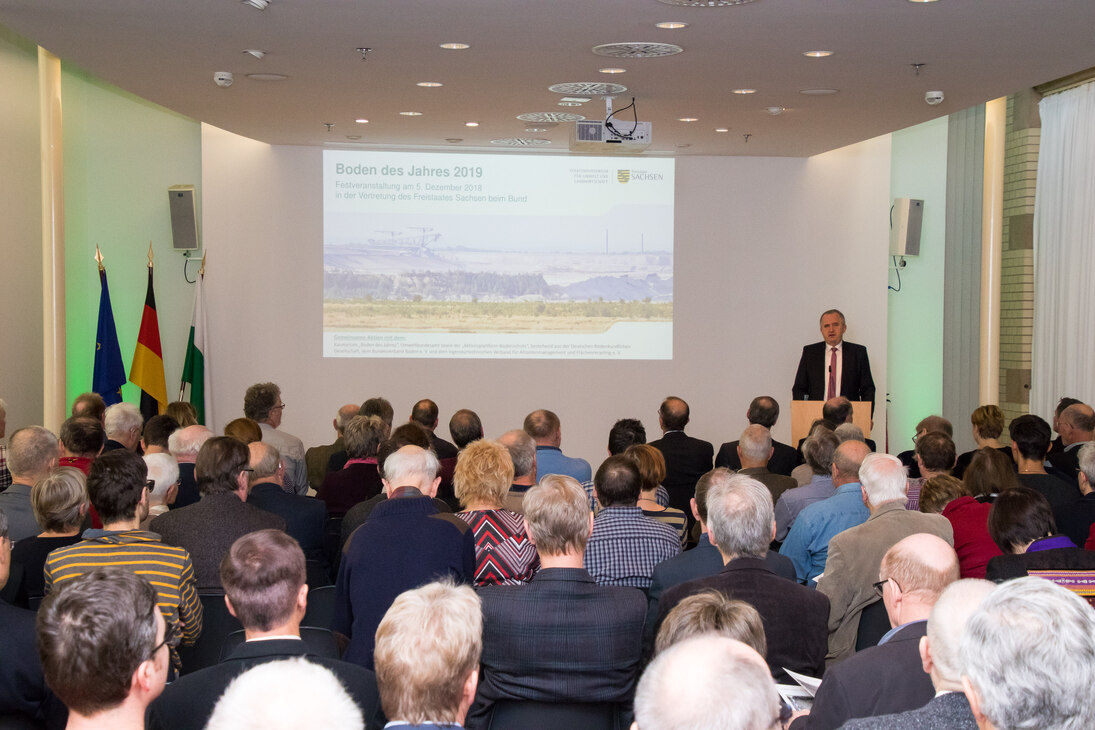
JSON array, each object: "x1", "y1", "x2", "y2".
[{"x1": 942, "y1": 496, "x2": 1003, "y2": 579}]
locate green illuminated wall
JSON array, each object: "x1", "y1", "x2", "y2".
[
  {"x1": 887, "y1": 117, "x2": 949, "y2": 450},
  {"x1": 62, "y1": 65, "x2": 201, "y2": 410}
]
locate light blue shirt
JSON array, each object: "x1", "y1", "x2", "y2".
[
  {"x1": 773, "y1": 474, "x2": 835, "y2": 542},
  {"x1": 779, "y1": 481, "x2": 868, "y2": 584},
  {"x1": 535, "y1": 445, "x2": 593, "y2": 483}
]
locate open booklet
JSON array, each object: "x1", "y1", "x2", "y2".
[{"x1": 777, "y1": 668, "x2": 823, "y2": 713}]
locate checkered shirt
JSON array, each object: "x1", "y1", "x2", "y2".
[
  {"x1": 584, "y1": 505, "x2": 681, "y2": 589},
  {"x1": 0, "y1": 445, "x2": 10, "y2": 490}
]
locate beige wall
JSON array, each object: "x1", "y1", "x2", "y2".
[{"x1": 201, "y1": 125, "x2": 892, "y2": 466}]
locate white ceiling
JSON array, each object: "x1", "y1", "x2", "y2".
[{"x1": 2, "y1": 0, "x2": 1093, "y2": 157}]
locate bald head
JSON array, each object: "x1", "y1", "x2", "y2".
[
  {"x1": 634, "y1": 637, "x2": 778, "y2": 730},
  {"x1": 497, "y1": 429, "x2": 536, "y2": 482},
  {"x1": 831, "y1": 439, "x2": 871, "y2": 486},
  {"x1": 335, "y1": 404, "x2": 360, "y2": 434},
  {"x1": 924, "y1": 579, "x2": 996, "y2": 691},
  {"x1": 822, "y1": 396, "x2": 854, "y2": 425},
  {"x1": 248, "y1": 441, "x2": 283, "y2": 485},
  {"x1": 169, "y1": 425, "x2": 214, "y2": 463},
  {"x1": 880, "y1": 534, "x2": 959, "y2": 626},
  {"x1": 658, "y1": 397, "x2": 690, "y2": 432},
  {"x1": 1060, "y1": 403, "x2": 1095, "y2": 445},
  {"x1": 737, "y1": 425, "x2": 773, "y2": 468}
]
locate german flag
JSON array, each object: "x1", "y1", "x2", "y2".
[{"x1": 130, "y1": 263, "x2": 168, "y2": 421}]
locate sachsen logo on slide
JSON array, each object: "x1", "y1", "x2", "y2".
[{"x1": 617, "y1": 169, "x2": 664, "y2": 184}]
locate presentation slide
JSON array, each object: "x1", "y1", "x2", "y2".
[{"x1": 322, "y1": 150, "x2": 675, "y2": 359}]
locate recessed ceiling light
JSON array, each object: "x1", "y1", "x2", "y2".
[
  {"x1": 655, "y1": 21, "x2": 689, "y2": 29},
  {"x1": 346, "y1": 135, "x2": 361, "y2": 140},
  {"x1": 907, "y1": 0, "x2": 940, "y2": 3},
  {"x1": 732, "y1": 88, "x2": 757, "y2": 95},
  {"x1": 465, "y1": 122, "x2": 479, "y2": 127},
  {"x1": 765, "y1": 106, "x2": 785, "y2": 115},
  {"x1": 678, "y1": 117, "x2": 698, "y2": 122},
  {"x1": 245, "y1": 73, "x2": 288, "y2": 81},
  {"x1": 440, "y1": 42, "x2": 470, "y2": 50},
  {"x1": 445, "y1": 138, "x2": 463, "y2": 143},
  {"x1": 355, "y1": 118, "x2": 369, "y2": 124},
  {"x1": 599, "y1": 68, "x2": 626, "y2": 74},
  {"x1": 677, "y1": 143, "x2": 692, "y2": 148},
  {"x1": 525, "y1": 126, "x2": 548, "y2": 133},
  {"x1": 714, "y1": 127, "x2": 729, "y2": 133},
  {"x1": 558, "y1": 101, "x2": 583, "y2": 107},
  {"x1": 416, "y1": 81, "x2": 443, "y2": 87},
  {"x1": 242, "y1": 49, "x2": 266, "y2": 59},
  {"x1": 241, "y1": 0, "x2": 268, "y2": 9},
  {"x1": 803, "y1": 50, "x2": 834, "y2": 58},
  {"x1": 400, "y1": 111, "x2": 423, "y2": 116},
  {"x1": 800, "y1": 88, "x2": 839, "y2": 95}
]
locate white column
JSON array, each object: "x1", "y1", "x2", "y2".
[
  {"x1": 39, "y1": 47, "x2": 65, "y2": 431},
  {"x1": 979, "y1": 97, "x2": 1006, "y2": 406}
]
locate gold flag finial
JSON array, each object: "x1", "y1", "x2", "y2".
[
  {"x1": 147, "y1": 242, "x2": 154, "y2": 268},
  {"x1": 94, "y1": 244, "x2": 105, "y2": 271},
  {"x1": 199, "y1": 251, "x2": 206, "y2": 278}
]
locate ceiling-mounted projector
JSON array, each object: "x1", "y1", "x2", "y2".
[{"x1": 570, "y1": 120, "x2": 653, "y2": 154}]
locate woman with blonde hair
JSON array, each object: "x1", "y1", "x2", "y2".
[
  {"x1": 954, "y1": 405, "x2": 1013, "y2": 478},
  {"x1": 453, "y1": 439, "x2": 538, "y2": 586}
]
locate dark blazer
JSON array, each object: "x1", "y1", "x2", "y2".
[
  {"x1": 468, "y1": 567, "x2": 646, "y2": 730},
  {"x1": 644, "y1": 534, "x2": 796, "y2": 656},
  {"x1": 429, "y1": 431, "x2": 459, "y2": 460},
  {"x1": 247, "y1": 482, "x2": 326, "y2": 564},
  {"x1": 790, "y1": 622, "x2": 932, "y2": 730},
  {"x1": 986, "y1": 545, "x2": 1095, "y2": 581},
  {"x1": 333, "y1": 492, "x2": 475, "y2": 669},
  {"x1": 1053, "y1": 492, "x2": 1095, "y2": 548},
  {"x1": 1047, "y1": 444, "x2": 1083, "y2": 482},
  {"x1": 0, "y1": 601, "x2": 66, "y2": 729},
  {"x1": 146, "y1": 638, "x2": 382, "y2": 730},
  {"x1": 305, "y1": 436, "x2": 343, "y2": 490},
  {"x1": 173, "y1": 462, "x2": 201, "y2": 509},
  {"x1": 648, "y1": 431, "x2": 714, "y2": 512},
  {"x1": 715, "y1": 438, "x2": 802, "y2": 476},
  {"x1": 150, "y1": 491, "x2": 287, "y2": 590},
  {"x1": 840, "y1": 690, "x2": 978, "y2": 730},
  {"x1": 792, "y1": 341, "x2": 876, "y2": 408},
  {"x1": 317, "y1": 462, "x2": 384, "y2": 518},
  {"x1": 656, "y1": 556, "x2": 829, "y2": 682}
]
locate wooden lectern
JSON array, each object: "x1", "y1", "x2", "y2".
[{"x1": 790, "y1": 401, "x2": 872, "y2": 445}]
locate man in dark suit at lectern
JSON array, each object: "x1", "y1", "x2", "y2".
[{"x1": 792, "y1": 309, "x2": 876, "y2": 413}]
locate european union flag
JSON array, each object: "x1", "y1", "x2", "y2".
[{"x1": 93, "y1": 267, "x2": 126, "y2": 406}]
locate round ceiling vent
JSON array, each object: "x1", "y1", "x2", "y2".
[
  {"x1": 548, "y1": 82, "x2": 629, "y2": 96},
  {"x1": 516, "y1": 112, "x2": 586, "y2": 123},
  {"x1": 490, "y1": 138, "x2": 553, "y2": 146},
  {"x1": 656, "y1": 0, "x2": 757, "y2": 6},
  {"x1": 592, "y1": 42, "x2": 683, "y2": 58}
]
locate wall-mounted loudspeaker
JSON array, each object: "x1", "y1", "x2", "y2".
[
  {"x1": 168, "y1": 185, "x2": 200, "y2": 251},
  {"x1": 890, "y1": 198, "x2": 923, "y2": 256}
]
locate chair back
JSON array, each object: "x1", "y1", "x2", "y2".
[
  {"x1": 854, "y1": 598, "x2": 890, "y2": 651},
  {"x1": 486, "y1": 701, "x2": 625, "y2": 730},
  {"x1": 302, "y1": 584, "x2": 336, "y2": 629},
  {"x1": 177, "y1": 592, "x2": 243, "y2": 675}
]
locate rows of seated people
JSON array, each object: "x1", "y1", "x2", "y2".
[{"x1": 0, "y1": 388, "x2": 1094, "y2": 729}]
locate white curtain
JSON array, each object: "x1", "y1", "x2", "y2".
[{"x1": 1031, "y1": 82, "x2": 1095, "y2": 415}]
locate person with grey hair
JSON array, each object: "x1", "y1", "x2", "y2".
[
  {"x1": 168, "y1": 424, "x2": 214, "y2": 509},
  {"x1": 841, "y1": 579, "x2": 995, "y2": 730},
  {"x1": 304, "y1": 402, "x2": 360, "y2": 490},
  {"x1": 0, "y1": 398, "x2": 11, "y2": 489},
  {"x1": 1046, "y1": 402, "x2": 1095, "y2": 481},
  {"x1": 780, "y1": 439, "x2": 871, "y2": 585},
  {"x1": 818, "y1": 453, "x2": 954, "y2": 664},
  {"x1": 734, "y1": 424, "x2": 798, "y2": 505},
  {"x1": 792, "y1": 534, "x2": 960, "y2": 729},
  {"x1": 633, "y1": 637, "x2": 781, "y2": 730},
  {"x1": 961, "y1": 577, "x2": 1095, "y2": 730},
  {"x1": 774, "y1": 427, "x2": 839, "y2": 541},
  {"x1": 205, "y1": 659, "x2": 365, "y2": 730},
  {"x1": 834, "y1": 422, "x2": 864, "y2": 443},
  {"x1": 716, "y1": 395, "x2": 801, "y2": 476},
  {"x1": 469, "y1": 474, "x2": 645, "y2": 728},
  {"x1": 0, "y1": 507, "x2": 66, "y2": 727},
  {"x1": 496, "y1": 429, "x2": 538, "y2": 513},
  {"x1": 246, "y1": 441, "x2": 327, "y2": 570},
  {"x1": 317, "y1": 414, "x2": 390, "y2": 517},
  {"x1": 792, "y1": 309, "x2": 877, "y2": 413},
  {"x1": 656, "y1": 474, "x2": 829, "y2": 681},
  {"x1": 333, "y1": 445, "x2": 475, "y2": 670},
  {"x1": 142, "y1": 452, "x2": 179, "y2": 525},
  {"x1": 9, "y1": 467, "x2": 88, "y2": 604},
  {"x1": 0, "y1": 426, "x2": 59, "y2": 541},
  {"x1": 103, "y1": 402, "x2": 143, "y2": 452},
  {"x1": 1053, "y1": 441, "x2": 1095, "y2": 547},
  {"x1": 243, "y1": 382, "x2": 308, "y2": 495}
]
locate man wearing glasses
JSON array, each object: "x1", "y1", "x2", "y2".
[
  {"x1": 44, "y1": 450, "x2": 203, "y2": 669},
  {"x1": 244, "y1": 382, "x2": 308, "y2": 494},
  {"x1": 38, "y1": 569, "x2": 173, "y2": 730}
]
